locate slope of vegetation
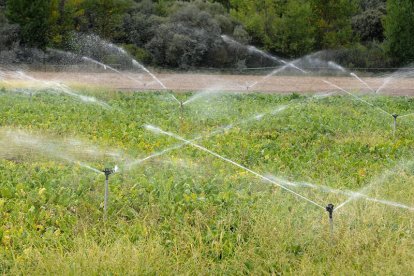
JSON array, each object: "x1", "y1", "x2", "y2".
[{"x1": 0, "y1": 88, "x2": 413, "y2": 274}]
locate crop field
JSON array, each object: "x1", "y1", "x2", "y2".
[{"x1": 0, "y1": 87, "x2": 414, "y2": 274}]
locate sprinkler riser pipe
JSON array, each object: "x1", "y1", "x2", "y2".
[
  {"x1": 392, "y1": 114, "x2": 398, "y2": 137},
  {"x1": 102, "y1": 168, "x2": 114, "y2": 219},
  {"x1": 325, "y1": 203, "x2": 334, "y2": 239},
  {"x1": 104, "y1": 178, "x2": 109, "y2": 216},
  {"x1": 179, "y1": 101, "x2": 184, "y2": 124}
]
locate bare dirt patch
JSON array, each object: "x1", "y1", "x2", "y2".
[{"x1": 4, "y1": 71, "x2": 414, "y2": 96}]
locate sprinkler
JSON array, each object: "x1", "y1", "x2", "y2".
[
  {"x1": 102, "y1": 167, "x2": 115, "y2": 219},
  {"x1": 326, "y1": 203, "x2": 334, "y2": 238},
  {"x1": 392, "y1": 114, "x2": 399, "y2": 136},
  {"x1": 179, "y1": 100, "x2": 184, "y2": 123}
]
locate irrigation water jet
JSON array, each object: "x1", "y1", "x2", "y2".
[
  {"x1": 126, "y1": 93, "x2": 334, "y2": 172},
  {"x1": 376, "y1": 67, "x2": 414, "y2": 94},
  {"x1": 266, "y1": 174, "x2": 414, "y2": 212},
  {"x1": 335, "y1": 159, "x2": 414, "y2": 212},
  {"x1": 124, "y1": 103, "x2": 292, "y2": 171},
  {"x1": 145, "y1": 124, "x2": 326, "y2": 210},
  {"x1": 4, "y1": 70, "x2": 111, "y2": 108},
  {"x1": 350, "y1": 72, "x2": 376, "y2": 93},
  {"x1": 323, "y1": 80, "x2": 392, "y2": 117},
  {"x1": 327, "y1": 61, "x2": 347, "y2": 73},
  {"x1": 325, "y1": 80, "x2": 414, "y2": 134},
  {"x1": 73, "y1": 33, "x2": 167, "y2": 90},
  {"x1": 131, "y1": 60, "x2": 167, "y2": 90},
  {"x1": 82, "y1": 56, "x2": 144, "y2": 87},
  {"x1": 399, "y1": 112, "x2": 414, "y2": 119}
]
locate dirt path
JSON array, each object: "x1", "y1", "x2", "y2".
[{"x1": 3, "y1": 71, "x2": 414, "y2": 96}]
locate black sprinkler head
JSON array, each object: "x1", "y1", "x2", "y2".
[
  {"x1": 326, "y1": 203, "x2": 334, "y2": 219},
  {"x1": 392, "y1": 114, "x2": 399, "y2": 119},
  {"x1": 103, "y1": 168, "x2": 114, "y2": 179}
]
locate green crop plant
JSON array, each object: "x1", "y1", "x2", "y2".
[{"x1": 0, "y1": 88, "x2": 413, "y2": 274}]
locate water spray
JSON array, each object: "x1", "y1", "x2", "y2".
[
  {"x1": 325, "y1": 203, "x2": 334, "y2": 238},
  {"x1": 145, "y1": 124, "x2": 326, "y2": 210}
]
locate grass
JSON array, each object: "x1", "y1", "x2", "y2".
[{"x1": 0, "y1": 87, "x2": 414, "y2": 274}]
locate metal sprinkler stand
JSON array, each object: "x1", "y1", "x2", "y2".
[
  {"x1": 103, "y1": 168, "x2": 115, "y2": 219},
  {"x1": 180, "y1": 100, "x2": 184, "y2": 114},
  {"x1": 392, "y1": 114, "x2": 399, "y2": 137},
  {"x1": 179, "y1": 100, "x2": 184, "y2": 124},
  {"x1": 326, "y1": 203, "x2": 334, "y2": 238}
]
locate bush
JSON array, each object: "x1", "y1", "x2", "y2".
[
  {"x1": 0, "y1": 7, "x2": 19, "y2": 52},
  {"x1": 352, "y1": 7, "x2": 385, "y2": 42},
  {"x1": 316, "y1": 42, "x2": 392, "y2": 70},
  {"x1": 123, "y1": 44, "x2": 152, "y2": 64}
]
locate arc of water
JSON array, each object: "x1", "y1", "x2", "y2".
[
  {"x1": 350, "y1": 73, "x2": 376, "y2": 93},
  {"x1": 376, "y1": 68, "x2": 414, "y2": 94},
  {"x1": 399, "y1": 112, "x2": 414, "y2": 119},
  {"x1": 3, "y1": 131, "x2": 102, "y2": 174},
  {"x1": 221, "y1": 35, "x2": 307, "y2": 89},
  {"x1": 248, "y1": 63, "x2": 291, "y2": 89},
  {"x1": 182, "y1": 86, "x2": 227, "y2": 106},
  {"x1": 126, "y1": 92, "x2": 337, "y2": 171},
  {"x1": 375, "y1": 77, "x2": 392, "y2": 94},
  {"x1": 7, "y1": 70, "x2": 110, "y2": 108},
  {"x1": 278, "y1": 59, "x2": 308, "y2": 74},
  {"x1": 82, "y1": 56, "x2": 144, "y2": 87},
  {"x1": 124, "y1": 104, "x2": 291, "y2": 171},
  {"x1": 145, "y1": 124, "x2": 326, "y2": 210},
  {"x1": 267, "y1": 175, "x2": 414, "y2": 212},
  {"x1": 53, "y1": 82, "x2": 111, "y2": 109},
  {"x1": 74, "y1": 33, "x2": 167, "y2": 90},
  {"x1": 327, "y1": 61, "x2": 347, "y2": 73},
  {"x1": 323, "y1": 80, "x2": 393, "y2": 117},
  {"x1": 247, "y1": 58, "x2": 348, "y2": 91},
  {"x1": 335, "y1": 159, "x2": 414, "y2": 212},
  {"x1": 246, "y1": 44, "x2": 307, "y2": 74},
  {"x1": 131, "y1": 60, "x2": 167, "y2": 90}
]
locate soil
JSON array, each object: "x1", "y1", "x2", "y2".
[{"x1": 4, "y1": 71, "x2": 414, "y2": 96}]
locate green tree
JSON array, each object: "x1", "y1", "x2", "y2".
[
  {"x1": 0, "y1": 0, "x2": 19, "y2": 51},
  {"x1": 81, "y1": 0, "x2": 132, "y2": 40},
  {"x1": 213, "y1": 0, "x2": 231, "y2": 11},
  {"x1": 230, "y1": 0, "x2": 314, "y2": 57},
  {"x1": 6, "y1": 0, "x2": 52, "y2": 48},
  {"x1": 271, "y1": 1, "x2": 315, "y2": 57},
  {"x1": 310, "y1": 0, "x2": 358, "y2": 49},
  {"x1": 384, "y1": 0, "x2": 414, "y2": 64},
  {"x1": 49, "y1": 0, "x2": 86, "y2": 47}
]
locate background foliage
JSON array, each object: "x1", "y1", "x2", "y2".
[{"x1": 0, "y1": 0, "x2": 413, "y2": 68}]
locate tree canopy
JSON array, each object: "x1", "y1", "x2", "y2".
[
  {"x1": 1, "y1": 0, "x2": 413, "y2": 68},
  {"x1": 384, "y1": 0, "x2": 414, "y2": 64}
]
